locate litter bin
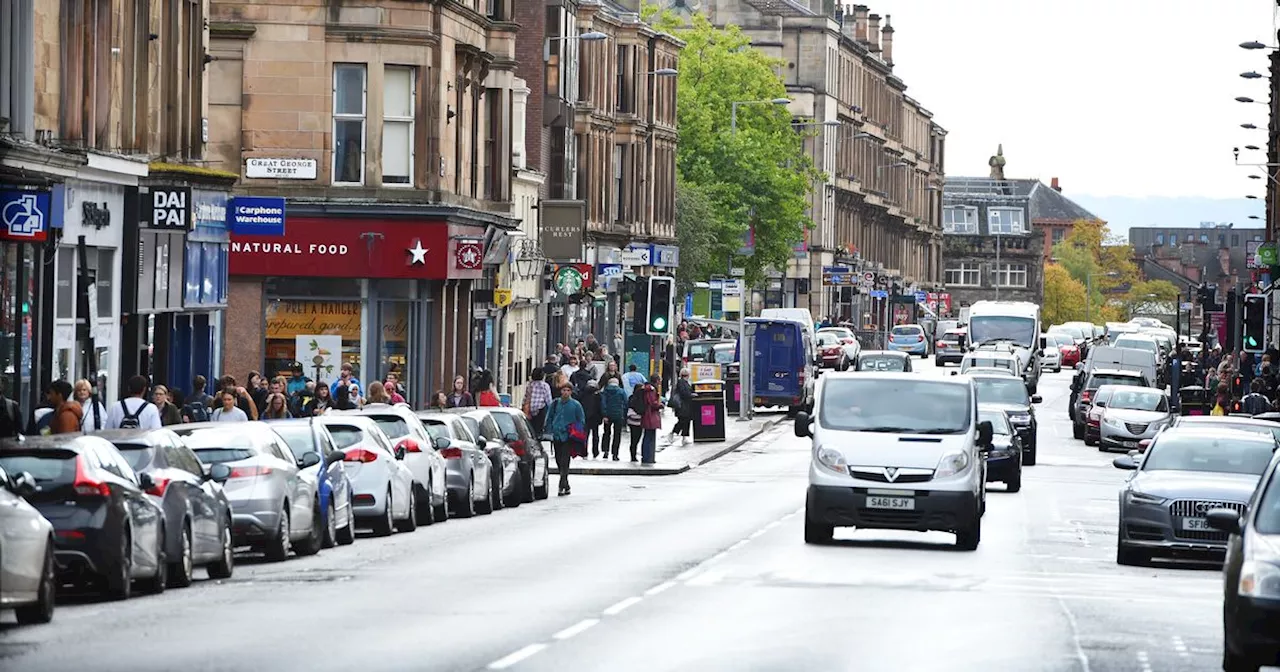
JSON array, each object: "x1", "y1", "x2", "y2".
[
  {"x1": 692, "y1": 378, "x2": 727, "y2": 443},
  {"x1": 725, "y1": 364, "x2": 741, "y2": 415}
]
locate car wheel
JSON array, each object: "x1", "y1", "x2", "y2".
[
  {"x1": 1023, "y1": 443, "x2": 1037, "y2": 466},
  {"x1": 455, "y1": 475, "x2": 477, "y2": 518},
  {"x1": 264, "y1": 507, "x2": 292, "y2": 561},
  {"x1": 139, "y1": 529, "x2": 168, "y2": 595},
  {"x1": 294, "y1": 499, "x2": 324, "y2": 556},
  {"x1": 1085, "y1": 433, "x2": 1097, "y2": 447},
  {"x1": 521, "y1": 465, "x2": 535, "y2": 504},
  {"x1": 395, "y1": 487, "x2": 419, "y2": 533},
  {"x1": 335, "y1": 507, "x2": 356, "y2": 546},
  {"x1": 477, "y1": 473, "x2": 495, "y2": 515},
  {"x1": 371, "y1": 489, "x2": 394, "y2": 537},
  {"x1": 1072, "y1": 422, "x2": 1084, "y2": 440},
  {"x1": 534, "y1": 476, "x2": 549, "y2": 501},
  {"x1": 1006, "y1": 466, "x2": 1022, "y2": 493},
  {"x1": 105, "y1": 526, "x2": 133, "y2": 601},
  {"x1": 322, "y1": 499, "x2": 337, "y2": 549},
  {"x1": 168, "y1": 523, "x2": 194, "y2": 588},
  {"x1": 207, "y1": 521, "x2": 235, "y2": 579},
  {"x1": 432, "y1": 479, "x2": 450, "y2": 523},
  {"x1": 955, "y1": 510, "x2": 981, "y2": 551},
  {"x1": 803, "y1": 507, "x2": 834, "y2": 545},
  {"x1": 15, "y1": 544, "x2": 56, "y2": 624}
]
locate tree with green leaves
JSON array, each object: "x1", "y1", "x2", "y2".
[{"x1": 643, "y1": 7, "x2": 822, "y2": 287}]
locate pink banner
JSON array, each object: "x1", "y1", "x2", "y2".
[{"x1": 701, "y1": 405, "x2": 716, "y2": 425}]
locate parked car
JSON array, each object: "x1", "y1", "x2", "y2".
[
  {"x1": 1040, "y1": 333, "x2": 1063, "y2": 372},
  {"x1": 887, "y1": 324, "x2": 929, "y2": 358},
  {"x1": 1206, "y1": 447, "x2": 1280, "y2": 671},
  {"x1": 415, "y1": 411, "x2": 496, "y2": 517},
  {"x1": 1096, "y1": 386, "x2": 1173, "y2": 452},
  {"x1": 854, "y1": 350, "x2": 914, "y2": 372},
  {"x1": 100, "y1": 428, "x2": 236, "y2": 587},
  {"x1": 266, "y1": 419, "x2": 356, "y2": 547},
  {"x1": 457, "y1": 409, "x2": 524, "y2": 509},
  {"x1": 1072, "y1": 368, "x2": 1151, "y2": 440},
  {"x1": 173, "y1": 422, "x2": 324, "y2": 562},
  {"x1": 817, "y1": 327, "x2": 862, "y2": 366},
  {"x1": 1113, "y1": 426, "x2": 1276, "y2": 566},
  {"x1": 340, "y1": 404, "x2": 449, "y2": 523},
  {"x1": 978, "y1": 406, "x2": 1023, "y2": 492},
  {"x1": 316, "y1": 415, "x2": 418, "y2": 536},
  {"x1": 485, "y1": 407, "x2": 552, "y2": 501},
  {"x1": 1082, "y1": 385, "x2": 1120, "y2": 447},
  {"x1": 682, "y1": 338, "x2": 734, "y2": 367},
  {"x1": 0, "y1": 463, "x2": 56, "y2": 624},
  {"x1": 0, "y1": 435, "x2": 167, "y2": 600}
]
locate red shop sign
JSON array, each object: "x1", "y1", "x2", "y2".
[{"x1": 229, "y1": 217, "x2": 462, "y2": 279}]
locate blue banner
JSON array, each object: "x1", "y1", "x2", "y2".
[{"x1": 229, "y1": 196, "x2": 286, "y2": 236}]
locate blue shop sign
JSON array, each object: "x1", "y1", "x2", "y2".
[
  {"x1": 229, "y1": 196, "x2": 286, "y2": 236},
  {"x1": 191, "y1": 190, "x2": 229, "y2": 242},
  {"x1": 0, "y1": 189, "x2": 51, "y2": 242},
  {"x1": 651, "y1": 244, "x2": 680, "y2": 267},
  {"x1": 597, "y1": 263, "x2": 623, "y2": 286}
]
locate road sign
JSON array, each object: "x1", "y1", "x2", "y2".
[
  {"x1": 869, "y1": 290, "x2": 888, "y2": 299},
  {"x1": 0, "y1": 190, "x2": 50, "y2": 242},
  {"x1": 914, "y1": 291, "x2": 927, "y2": 303},
  {"x1": 730, "y1": 267, "x2": 746, "y2": 277},
  {"x1": 822, "y1": 273, "x2": 854, "y2": 286},
  {"x1": 723, "y1": 279, "x2": 743, "y2": 296},
  {"x1": 1180, "y1": 302, "x2": 1193, "y2": 311},
  {"x1": 862, "y1": 272, "x2": 875, "y2": 283}
]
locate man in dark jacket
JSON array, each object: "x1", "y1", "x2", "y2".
[
  {"x1": 579, "y1": 379, "x2": 603, "y2": 458},
  {"x1": 667, "y1": 368, "x2": 695, "y2": 447},
  {"x1": 599, "y1": 377, "x2": 627, "y2": 461}
]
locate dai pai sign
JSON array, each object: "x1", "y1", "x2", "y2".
[{"x1": 144, "y1": 187, "x2": 193, "y2": 230}]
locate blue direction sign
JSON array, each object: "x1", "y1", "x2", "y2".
[
  {"x1": 914, "y1": 291, "x2": 927, "y2": 303},
  {"x1": 869, "y1": 290, "x2": 889, "y2": 299}
]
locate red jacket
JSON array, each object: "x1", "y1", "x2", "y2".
[
  {"x1": 50, "y1": 401, "x2": 84, "y2": 435},
  {"x1": 640, "y1": 386, "x2": 663, "y2": 430},
  {"x1": 478, "y1": 389, "x2": 501, "y2": 407}
]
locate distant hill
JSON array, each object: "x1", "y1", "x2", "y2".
[{"x1": 1070, "y1": 195, "x2": 1264, "y2": 237}]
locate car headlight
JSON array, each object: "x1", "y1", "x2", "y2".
[
  {"x1": 1239, "y1": 559, "x2": 1280, "y2": 599},
  {"x1": 1008, "y1": 413, "x2": 1031, "y2": 424},
  {"x1": 1125, "y1": 491, "x2": 1166, "y2": 506},
  {"x1": 934, "y1": 450, "x2": 971, "y2": 478},
  {"x1": 815, "y1": 446, "x2": 847, "y2": 474},
  {"x1": 1103, "y1": 416, "x2": 1124, "y2": 428}
]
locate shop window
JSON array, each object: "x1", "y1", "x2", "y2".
[
  {"x1": 264, "y1": 300, "x2": 363, "y2": 383},
  {"x1": 377, "y1": 301, "x2": 411, "y2": 386},
  {"x1": 333, "y1": 63, "x2": 367, "y2": 185},
  {"x1": 56, "y1": 248, "x2": 75, "y2": 319},
  {"x1": 95, "y1": 248, "x2": 115, "y2": 317},
  {"x1": 382, "y1": 66, "x2": 415, "y2": 186}
]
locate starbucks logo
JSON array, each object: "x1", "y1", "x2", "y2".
[{"x1": 554, "y1": 266, "x2": 585, "y2": 295}]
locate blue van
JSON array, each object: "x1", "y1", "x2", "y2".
[{"x1": 748, "y1": 318, "x2": 815, "y2": 415}]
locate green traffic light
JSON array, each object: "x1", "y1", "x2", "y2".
[
  {"x1": 1247, "y1": 336, "x2": 1259, "y2": 346},
  {"x1": 652, "y1": 316, "x2": 667, "y2": 331}
]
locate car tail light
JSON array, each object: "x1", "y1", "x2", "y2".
[
  {"x1": 353, "y1": 494, "x2": 376, "y2": 505},
  {"x1": 508, "y1": 439, "x2": 526, "y2": 456},
  {"x1": 229, "y1": 465, "x2": 274, "y2": 478},
  {"x1": 397, "y1": 439, "x2": 422, "y2": 453},
  {"x1": 440, "y1": 447, "x2": 462, "y2": 459},
  {"x1": 937, "y1": 340, "x2": 946, "y2": 348},
  {"x1": 73, "y1": 456, "x2": 111, "y2": 497},
  {"x1": 55, "y1": 530, "x2": 85, "y2": 540},
  {"x1": 146, "y1": 476, "x2": 171, "y2": 497},
  {"x1": 343, "y1": 449, "x2": 379, "y2": 463},
  {"x1": 917, "y1": 335, "x2": 924, "y2": 342},
  {"x1": 1081, "y1": 390, "x2": 1092, "y2": 403}
]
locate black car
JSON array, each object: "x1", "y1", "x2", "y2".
[
  {"x1": 970, "y1": 373, "x2": 1041, "y2": 466},
  {"x1": 486, "y1": 407, "x2": 552, "y2": 502},
  {"x1": 1207, "y1": 449, "x2": 1280, "y2": 672},
  {"x1": 99, "y1": 429, "x2": 236, "y2": 587},
  {"x1": 0, "y1": 435, "x2": 167, "y2": 600},
  {"x1": 979, "y1": 405, "x2": 1023, "y2": 492}
]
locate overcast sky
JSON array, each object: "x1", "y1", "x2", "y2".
[{"x1": 859, "y1": 0, "x2": 1277, "y2": 199}]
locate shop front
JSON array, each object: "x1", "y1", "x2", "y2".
[
  {"x1": 227, "y1": 216, "x2": 483, "y2": 405},
  {"x1": 0, "y1": 187, "x2": 51, "y2": 420}
]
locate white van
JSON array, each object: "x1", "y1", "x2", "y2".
[
  {"x1": 795, "y1": 373, "x2": 992, "y2": 550},
  {"x1": 760, "y1": 307, "x2": 818, "y2": 363}
]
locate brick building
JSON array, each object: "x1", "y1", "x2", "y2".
[
  {"x1": 941, "y1": 178, "x2": 1044, "y2": 311},
  {"x1": 1033, "y1": 177, "x2": 1103, "y2": 263}
]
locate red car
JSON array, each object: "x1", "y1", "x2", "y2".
[{"x1": 1060, "y1": 343, "x2": 1081, "y2": 367}]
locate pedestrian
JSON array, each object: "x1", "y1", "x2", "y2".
[
  {"x1": 262, "y1": 392, "x2": 292, "y2": 419},
  {"x1": 613, "y1": 332, "x2": 624, "y2": 365},
  {"x1": 427, "y1": 391, "x2": 449, "y2": 411},
  {"x1": 560, "y1": 354, "x2": 580, "y2": 380},
  {"x1": 477, "y1": 376, "x2": 502, "y2": 407},
  {"x1": 106, "y1": 375, "x2": 162, "y2": 430},
  {"x1": 247, "y1": 371, "x2": 269, "y2": 414},
  {"x1": 383, "y1": 373, "x2": 407, "y2": 404},
  {"x1": 668, "y1": 368, "x2": 695, "y2": 446},
  {"x1": 286, "y1": 363, "x2": 310, "y2": 396},
  {"x1": 151, "y1": 385, "x2": 183, "y2": 426},
  {"x1": 332, "y1": 383, "x2": 359, "y2": 411},
  {"x1": 365, "y1": 381, "x2": 392, "y2": 405},
  {"x1": 580, "y1": 379, "x2": 603, "y2": 457},
  {"x1": 522, "y1": 369, "x2": 553, "y2": 435},
  {"x1": 622, "y1": 363, "x2": 647, "y2": 398},
  {"x1": 46, "y1": 380, "x2": 82, "y2": 435},
  {"x1": 0, "y1": 380, "x2": 20, "y2": 439},
  {"x1": 447, "y1": 375, "x2": 473, "y2": 407},
  {"x1": 74, "y1": 378, "x2": 107, "y2": 432},
  {"x1": 329, "y1": 363, "x2": 363, "y2": 401},
  {"x1": 570, "y1": 355, "x2": 594, "y2": 393},
  {"x1": 627, "y1": 378, "x2": 649, "y2": 461},
  {"x1": 183, "y1": 375, "x2": 213, "y2": 423},
  {"x1": 600, "y1": 376, "x2": 627, "y2": 461},
  {"x1": 640, "y1": 375, "x2": 664, "y2": 464},
  {"x1": 303, "y1": 382, "x2": 332, "y2": 416},
  {"x1": 211, "y1": 389, "x2": 249, "y2": 422},
  {"x1": 544, "y1": 383, "x2": 585, "y2": 496},
  {"x1": 1242, "y1": 378, "x2": 1271, "y2": 415},
  {"x1": 598, "y1": 359, "x2": 621, "y2": 388},
  {"x1": 216, "y1": 376, "x2": 259, "y2": 419}
]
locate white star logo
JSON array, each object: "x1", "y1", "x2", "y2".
[
  {"x1": 461, "y1": 247, "x2": 479, "y2": 267},
  {"x1": 408, "y1": 240, "x2": 429, "y2": 265}
]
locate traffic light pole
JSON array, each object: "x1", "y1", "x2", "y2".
[{"x1": 738, "y1": 294, "x2": 751, "y2": 422}]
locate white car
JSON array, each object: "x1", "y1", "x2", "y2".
[
  {"x1": 796, "y1": 372, "x2": 990, "y2": 550},
  {"x1": 342, "y1": 404, "x2": 449, "y2": 523},
  {"x1": 0, "y1": 465, "x2": 56, "y2": 624},
  {"x1": 1040, "y1": 333, "x2": 1062, "y2": 372},
  {"x1": 318, "y1": 415, "x2": 418, "y2": 537}
]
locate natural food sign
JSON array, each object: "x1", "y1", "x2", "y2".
[{"x1": 265, "y1": 301, "x2": 408, "y2": 342}]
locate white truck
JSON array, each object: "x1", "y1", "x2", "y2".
[{"x1": 966, "y1": 301, "x2": 1043, "y2": 394}]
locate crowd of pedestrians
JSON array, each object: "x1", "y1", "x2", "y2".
[{"x1": 1194, "y1": 343, "x2": 1280, "y2": 415}]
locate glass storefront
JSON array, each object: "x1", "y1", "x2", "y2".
[{"x1": 0, "y1": 243, "x2": 36, "y2": 417}]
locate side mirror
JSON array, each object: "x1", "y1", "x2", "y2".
[
  {"x1": 1039, "y1": 336, "x2": 1047, "y2": 349},
  {"x1": 476, "y1": 436, "x2": 488, "y2": 449},
  {"x1": 11, "y1": 471, "x2": 37, "y2": 498},
  {"x1": 209, "y1": 463, "x2": 232, "y2": 483},
  {"x1": 1030, "y1": 395, "x2": 1043, "y2": 404},
  {"x1": 977, "y1": 420, "x2": 993, "y2": 446},
  {"x1": 433, "y1": 436, "x2": 451, "y2": 451},
  {"x1": 137, "y1": 472, "x2": 156, "y2": 490},
  {"x1": 325, "y1": 450, "x2": 346, "y2": 465},
  {"x1": 503, "y1": 432, "x2": 519, "y2": 443},
  {"x1": 299, "y1": 451, "x2": 321, "y2": 469},
  {"x1": 1112, "y1": 455, "x2": 1138, "y2": 470},
  {"x1": 394, "y1": 445, "x2": 407, "y2": 460},
  {"x1": 1205, "y1": 508, "x2": 1244, "y2": 535},
  {"x1": 794, "y1": 411, "x2": 811, "y2": 438}
]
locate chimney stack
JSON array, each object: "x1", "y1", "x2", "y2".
[
  {"x1": 880, "y1": 14, "x2": 894, "y2": 67},
  {"x1": 853, "y1": 5, "x2": 869, "y2": 44},
  {"x1": 867, "y1": 14, "x2": 882, "y2": 53},
  {"x1": 1051, "y1": 177, "x2": 1061, "y2": 192}
]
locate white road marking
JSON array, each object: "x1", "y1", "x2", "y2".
[
  {"x1": 1054, "y1": 596, "x2": 1093, "y2": 672},
  {"x1": 686, "y1": 569, "x2": 727, "y2": 587},
  {"x1": 728, "y1": 540, "x2": 749, "y2": 551},
  {"x1": 675, "y1": 566, "x2": 701, "y2": 582},
  {"x1": 764, "y1": 521, "x2": 781, "y2": 530},
  {"x1": 749, "y1": 529, "x2": 767, "y2": 539},
  {"x1": 1136, "y1": 650, "x2": 1152, "y2": 672},
  {"x1": 707, "y1": 551, "x2": 729, "y2": 563},
  {"x1": 602, "y1": 596, "x2": 643, "y2": 616},
  {"x1": 645, "y1": 581, "x2": 677, "y2": 596},
  {"x1": 1171, "y1": 635, "x2": 1190, "y2": 659},
  {"x1": 487, "y1": 644, "x2": 548, "y2": 670},
  {"x1": 552, "y1": 618, "x2": 599, "y2": 640}
]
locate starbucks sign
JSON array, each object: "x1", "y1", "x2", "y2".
[{"x1": 553, "y1": 264, "x2": 593, "y2": 295}]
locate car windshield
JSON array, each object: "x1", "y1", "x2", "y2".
[
  {"x1": 979, "y1": 410, "x2": 1012, "y2": 434},
  {"x1": 711, "y1": 346, "x2": 735, "y2": 364},
  {"x1": 0, "y1": 452, "x2": 76, "y2": 485},
  {"x1": 686, "y1": 342, "x2": 717, "y2": 358},
  {"x1": 965, "y1": 357, "x2": 1014, "y2": 370},
  {"x1": 365, "y1": 415, "x2": 410, "y2": 440},
  {"x1": 272, "y1": 426, "x2": 315, "y2": 456},
  {"x1": 175, "y1": 427, "x2": 256, "y2": 458},
  {"x1": 491, "y1": 412, "x2": 520, "y2": 438},
  {"x1": 1115, "y1": 338, "x2": 1158, "y2": 354},
  {"x1": 942, "y1": 333, "x2": 962, "y2": 343},
  {"x1": 820, "y1": 329, "x2": 853, "y2": 340},
  {"x1": 1142, "y1": 434, "x2": 1275, "y2": 475},
  {"x1": 971, "y1": 315, "x2": 1037, "y2": 348},
  {"x1": 1257, "y1": 471, "x2": 1280, "y2": 535},
  {"x1": 1108, "y1": 391, "x2": 1167, "y2": 412},
  {"x1": 858, "y1": 355, "x2": 904, "y2": 371},
  {"x1": 973, "y1": 378, "x2": 1029, "y2": 405},
  {"x1": 420, "y1": 420, "x2": 447, "y2": 440},
  {"x1": 817, "y1": 334, "x2": 841, "y2": 346},
  {"x1": 461, "y1": 417, "x2": 481, "y2": 438},
  {"x1": 1088, "y1": 374, "x2": 1143, "y2": 389},
  {"x1": 111, "y1": 443, "x2": 155, "y2": 471},
  {"x1": 1178, "y1": 420, "x2": 1280, "y2": 443},
  {"x1": 820, "y1": 379, "x2": 971, "y2": 434}
]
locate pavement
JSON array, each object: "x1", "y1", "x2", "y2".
[
  {"x1": 0, "y1": 358, "x2": 1265, "y2": 671},
  {"x1": 548, "y1": 410, "x2": 785, "y2": 476}
]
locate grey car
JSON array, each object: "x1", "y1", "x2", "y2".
[
  {"x1": 174, "y1": 422, "x2": 324, "y2": 562},
  {"x1": 1097, "y1": 386, "x2": 1173, "y2": 452},
  {"x1": 460, "y1": 409, "x2": 524, "y2": 509},
  {"x1": 415, "y1": 411, "x2": 496, "y2": 517},
  {"x1": 1113, "y1": 426, "x2": 1277, "y2": 565}
]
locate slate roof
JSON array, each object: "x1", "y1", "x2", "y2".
[{"x1": 1027, "y1": 182, "x2": 1102, "y2": 223}]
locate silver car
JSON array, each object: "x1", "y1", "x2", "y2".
[
  {"x1": 416, "y1": 411, "x2": 496, "y2": 517},
  {"x1": 175, "y1": 422, "x2": 324, "y2": 562},
  {"x1": 1098, "y1": 386, "x2": 1173, "y2": 452},
  {"x1": 1113, "y1": 426, "x2": 1277, "y2": 565}
]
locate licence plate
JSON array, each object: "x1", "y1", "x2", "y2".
[
  {"x1": 1122, "y1": 440, "x2": 1138, "y2": 448},
  {"x1": 866, "y1": 496, "x2": 915, "y2": 510},
  {"x1": 1181, "y1": 518, "x2": 1212, "y2": 531}
]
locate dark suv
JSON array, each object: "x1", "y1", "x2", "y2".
[
  {"x1": 1072, "y1": 368, "x2": 1149, "y2": 440},
  {"x1": 971, "y1": 373, "x2": 1042, "y2": 465}
]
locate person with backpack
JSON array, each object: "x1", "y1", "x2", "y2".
[
  {"x1": 105, "y1": 375, "x2": 162, "y2": 430},
  {"x1": 599, "y1": 376, "x2": 627, "y2": 461},
  {"x1": 183, "y1": 375, "x2": 213, "y2": 423},
  {"x1": 74, "y1": 379, "x2": 107, "y2": 432},
  {"x1": 1241, "y1": 378, "x2": 1272, "y2": 415}
]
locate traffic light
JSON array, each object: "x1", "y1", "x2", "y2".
[
  {"x1": 645, "y1": 276, "x2": 675, "y2": 336},
  {"x1": 1243, "y1": 293, "x2": 1268, "y2": 354}
]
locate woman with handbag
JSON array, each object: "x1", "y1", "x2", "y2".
[
  {"x1": 667, "y1": 368, "x2": 695, "y2": 446},
  {"x1": 640, "y1": 375, "x2": 664, "y2": 464},
  {"x1": 545, "y1": 383, "x2": 586, "y2": 496}
]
